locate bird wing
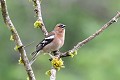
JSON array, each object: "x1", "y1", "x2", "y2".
[
  {"x1": 36, "y1": 34, "x2": 55, "y2": 53},
  {"x1": 30, "y1": 34, "x2": 55, "y2": 64}
]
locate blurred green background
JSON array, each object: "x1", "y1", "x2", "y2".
[{"x1": 0, "y1": 0, "x2": 120, "y2": 80}]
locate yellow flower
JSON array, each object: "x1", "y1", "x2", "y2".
[
  {"x1": 18, "y1": 57, "x2": 23, "y2": 64},
  {"x1": 14, "y1": 45, "x2": 20, "y2": 51},
  {"x1": 69, "y1": 50, "x2": 77, "y2": 58},
  {"x1": 45, "y1": 70, "x2": 51, "y2": 76},
  {"x1": 69, "y1": 53, "x2": 74, "y2": 58},
  {"x1": 10, "y1": 35, "x2": 14, "y2": 41},
  {"x1": 51, "y1": 58, "x2": 65, "y2": 71},
  {"x1": 34, "y1": 20, "x2": 43, "y2": 28},
  {"x1": 26, "y1": 77, "x2": 29, "y2": 80},
  {"x1": 73, "y1": 50, "x2": 77, "y2": 55}
]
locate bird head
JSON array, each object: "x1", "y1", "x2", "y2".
[{"x1": 54, "y1": 23, "x2": 66, "y2": 33}]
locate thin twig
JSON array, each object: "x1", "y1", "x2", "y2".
[
  {"x1": 32, "y1": 0, "x2": 48, "y2": 36},
  {"x1": 50, "y1": 68, "x2": 56, "y2": 80},
  {"x1": 0, "y1": 0, "x2": 36, "y2": 80},
  {"x1": 61, "y1": 12, "x2": 120, "y2": 57}
]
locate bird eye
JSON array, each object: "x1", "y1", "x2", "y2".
[{"x1": 59, "y1": 24, "x2": 66, "y2": 28}]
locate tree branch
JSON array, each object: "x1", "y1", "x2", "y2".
[
  {"x1": 0, "y1": 0, "x2": 36, "y2": 80},
  {"x1": 61, "y1": 12, "x2": 120, "y2": 57},
  {"x1": 50, "y1": 68, "x2": 56, "y2": 80},
  {"x1": 32, "y1": 0, "x2": 48, "y2": 36}
]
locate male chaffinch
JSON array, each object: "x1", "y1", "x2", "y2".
[{"x1": 30, "y1": 23, "x2": 66, "y2": 64}]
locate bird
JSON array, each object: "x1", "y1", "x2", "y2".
[{"x1": 30, "y1": 23, "x2": 66, "y2": 65}]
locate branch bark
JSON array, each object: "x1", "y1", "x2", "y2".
[{"x1": 0, "y1": 0, "x2": 36, "y2": 80}]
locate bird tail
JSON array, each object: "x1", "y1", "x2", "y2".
[
  {"x1": 31, "y1": 51, "x2": 37, "y2": 56},
  {"x1": 30, "y1": 51, "x2": 40, "y2": 65}
]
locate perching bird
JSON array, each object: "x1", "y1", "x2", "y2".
[{"x1": 30, "y1": 23, "x2": 66, "y2": 65}]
